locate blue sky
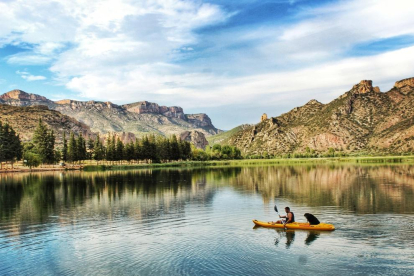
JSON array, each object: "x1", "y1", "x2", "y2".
[{"x1": 1, "y1": 0, "x2": 414, "y2": 130}]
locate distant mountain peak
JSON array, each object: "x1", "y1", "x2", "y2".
[{"x1": 0, "y1": 89, "x2": 50, "y2": 101}]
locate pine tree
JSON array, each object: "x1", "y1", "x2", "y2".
[
  {"x1": 115, "y1": 137, "x2": 124, "y2": 162},
  {"x1": 62, "y1": 132, "x2": 68, "y2": 162},
  {"x1": 93, "y1": 134, "x2": 105, "y2": 163},
  {"x1": 106, "y1": 134, "x2": 116, "y2": 162},
  {"x1": 67, "y1": 132, "x2": 78, "y2": 163},
  {"x1": 77, "y1": 133, "x2": 86, "y2": 162},
  {"x1": 32, "y1": 119, "x2": 55, "y2": 164},
  {"x1": 170, "y1": 135, "x2": 180, "y2": 160},
  {"x1": 0, "y1": 122, "x2": 22, "y2": 168},
  {"x1": 125, "y1": 142, "x2": 135, "y2": 162},
  {"x1": 87, "y1": 138, "x2": 94, "y2": 160},
  {"x1": 141, "y1": 136, "x2": 151, "y2": 161},
  {"x1": 134, "y1": 138, "x2": 143, "y2": 161}
]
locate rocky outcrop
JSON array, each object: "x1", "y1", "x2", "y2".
[
  {"x1": 0, "y1": 90, "x2": 54, "y2": 107},
  {"x1": 123, "y1": 101, "x2": 186, "y2": 120},
  {"x1": 351, "y1": 80, "x2": 380, "y2": 94},
  {"x1": 0, "y1": 90, "x2": 222, "y2": 138},
  {"x1": 394, "y1": 77, "x2": 414, "y2": 95},
  {"x1": 226, "y1": 77, "x2": 414, "y2": 155},
  {"x1": 180, "y1": 130, "x2": 209, "y2": 149}
]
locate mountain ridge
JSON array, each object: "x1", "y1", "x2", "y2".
[
  {"x1": 222, "y1": 77, "x2": 414, "y2": 155},
  {"x1": 0, "y1": 90, "x2": 221, "y2": 138}
]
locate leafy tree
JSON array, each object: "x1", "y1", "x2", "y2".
[{"x1": 23, "y1": 151, "x2": 41, "y2": 169}]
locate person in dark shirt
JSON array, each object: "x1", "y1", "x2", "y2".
[
  {"x1": 276, "y1": 207, "x2": 295, "y2": 226},
  {"x1": 304, "y1": 213, "x2": 320, "y2": 225}
]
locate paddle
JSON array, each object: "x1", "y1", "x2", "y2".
[{"x1": 274, "y1": 204, "x2": 287, "y2": 230}]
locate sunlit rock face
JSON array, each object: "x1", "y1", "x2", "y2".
[
  {"x1": 225, "y1": 77, "x2": 414, "y2": 155},
  {"x1": 0, "y1": 90, "x2": 222, "y2": 138},
  {"x1": 180, "y1": 130, "x2": 208, "y2": 149}
]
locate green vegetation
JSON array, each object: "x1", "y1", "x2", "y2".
[
  {"x1": 192, "y1": 144, "x2": 242, "y2": 161},
  {"x1": 206, "y1": 126, "x2": 244, "y2": 145},
  {"x1": 0, "y1": 121, "x2": 22, "y2": 168},
  {"x1": 1, "y1": 119, "x2": 243, "y2": 171}
]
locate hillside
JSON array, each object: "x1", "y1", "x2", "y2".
[
  {"x1": 0, "y1": 104, "x2": 96, "y2": 143},
  {"x1": 206, "y1": 125, "x2": 251, "y2": 145},
  {"x1": 226, "y1": 77, "x2": 414, "y2": 156},
  {"x1": 0, "y1": 90, "x2": 222, "y2": 138}
]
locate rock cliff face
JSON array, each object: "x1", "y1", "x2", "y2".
[
  {"x1": 0, "y1": 91, "x2": 221, "y2": 138},
  {"x1": 0, "y1": 90, "x2": 54, "y2": 107},
  {"x1": 180, "y1": 130, "x2": 208, "y2": 149},
  {"x1": 123, "y1": 101, "x2": 186, "y2": 120},
  {"x1": 225, "y1": 77, "x2": 414, "y2": 155}
]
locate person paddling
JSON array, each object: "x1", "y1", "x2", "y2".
[{"x1": 275, "y1": 207, "x2": 295, "y2": 226}]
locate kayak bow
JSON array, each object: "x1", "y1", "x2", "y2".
[{"x1": 253, "y1": 220, "x2": 335, "y2": 231}]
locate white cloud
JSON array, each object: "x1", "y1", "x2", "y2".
[
  {"x1": 1, "y1": 0, "x2": 414, "y2": 129},
  {"x1": 16, "y1": 70, "x2": 47, "y2": 81},
  {"x1": 6, "y1": 53, "x2": 52, "y2": 65}
]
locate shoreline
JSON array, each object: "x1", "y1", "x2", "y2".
[{"x1": 2, "y1": 155, "x2": 414, "y2": 173}]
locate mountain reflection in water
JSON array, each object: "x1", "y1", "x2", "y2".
[{"x1": 1, "y1": 165, "x2": 414, "y2": 276}]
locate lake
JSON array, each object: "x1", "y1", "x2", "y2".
[{"x1": 1, "y1": 164, "x2": 414, "y2": 275}]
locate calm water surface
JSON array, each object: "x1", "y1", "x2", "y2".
[{"x1": 1, "y1": 164, "x2": 414, "y2": 275}]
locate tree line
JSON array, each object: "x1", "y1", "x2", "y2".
[
  {"x1": 61, "y1": 132, "x2": 193, "y2": 164},
  {"x1": 0, "y1": 119, "x2": 243, "y2": 169}
]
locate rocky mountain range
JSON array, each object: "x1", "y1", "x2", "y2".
[
  {"x1": 0, "y1": 90, "x2": 221, "y2": 142},
  {"x1": 223, "y1": 77, "x2": 414, "y2": 155}
]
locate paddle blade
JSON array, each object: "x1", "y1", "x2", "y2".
[{"x1": 274, "y1": 205, "x2": 278, "y2": 213}]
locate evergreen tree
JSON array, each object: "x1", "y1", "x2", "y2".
[
  {"x1": 32, "y1": 119, "x2": 55, "y2": 164},
  {"x1": 141, "y1": 136, "x2": 151, "y2": 161},
  {"x1": 106, "y1": 134, "x2": 116, "y2": 162},
  {"x1": 87, "y1": 137, "x2": 94, "y2": 160},
  {"x1": 170, "y1": 135, "x2": 180, "y2": 160},
  {"x1": 93, "y1": 134, "x2": 105, "y2": 162},
  {"x1": 67, "y1": 132, "x2": 78, "y2": 163},
  {"x1": 157, "y1": 137, "x2": 170, "y2": 162},
  {"x1": 62, "y1": 132, "x2": 68, "y2": 162},
  {"x1": 115, "y1": 137, "x2": 124, "y2": 162},
  {"x1": 180, "y1": 140, "x2": 192, "y2": 160},
  {"x1": 77, "y1": 133, "x2": 86, "y2": 162},
  {"x1": 0, "y1": 122, "x2": 22, "y2": 168},
  {"x1": 125, "y1": 142, "x2": 135, "y2": 162},
  {"x1": 149, "y1": 134, "x2": 158, "y2": 162},
  {"x1": 134, "y1": 138, "x2": 143, "y2": 161}
]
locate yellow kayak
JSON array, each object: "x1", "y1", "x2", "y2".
[{"x1": 253, "y1": 220, "x2": 335, "y2": 231}]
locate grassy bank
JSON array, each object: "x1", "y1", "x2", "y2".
[{"x1": 82, "y1": 155, "x2": 414, "y2": 171}]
